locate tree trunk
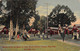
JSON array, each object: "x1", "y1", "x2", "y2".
[
  {"x1": 23, "y1": 24, "x2": 25, "y2": 35},
  {"x1": 9, "y1": 19, "x2": 13, "y2": 40},
  {"x1": 15, "y1": 18, "x2": 19, "y2": 37}
]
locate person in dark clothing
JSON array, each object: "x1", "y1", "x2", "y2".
[
  {"x1": 60, "y1": 28, "x2": 65, "y2": 42},
  {"x1": 58, "y1": 25, "x2": 65, "y2": 42},
  {"x1": 11, "y1": 31, "x2": 15, "y2": 39},
  {"x1": 22, "y1": 31, "x2": 30, "y2": 41},
  {"x1": 22, "y1": 33, "x2": 27, "y2": 41},
  {"x1": 64, "y1": 24, "x2": 69, "y2": 35},
  {"x1": 13, "y1": 31, "x2": 15, "y2": 36}
]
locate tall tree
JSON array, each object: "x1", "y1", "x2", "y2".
[
  {"x1": 33, "y1": 14, "x2": 40, "y2": 30},
  {"x1": 37, "y1": 16, "x2": 47, "y2": 33},
  {"x1": 0, "y1": 0, "x2": 38, "y2": 40},
  {"x1": 48, "y1": 5, "x2": 76, "y2": 27}
]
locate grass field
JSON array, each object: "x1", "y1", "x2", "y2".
[{"x1": 0, "y1": 40, "x2": 80, "y2": 51}]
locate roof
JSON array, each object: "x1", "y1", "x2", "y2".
[
  {"x1": 0, "y1": 25, "x2": 5, "y2": 29},
  {"x1": 50, "y1": 27, "x2": 58, "y2": 29},
  {"x1": 0, "y1": 25, "x2": 5, "y2": 31}
]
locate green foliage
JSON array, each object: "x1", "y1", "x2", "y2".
[
  {"x1": 48, "y1": 5, "x2": 76, "y2": 27},
  {"x1": 37, "y1": 16, "x2": 47, "y2": 32},
  {"x1": 0, "y1": 0, "x2": 38, "y2": 28},
  {"x1": 33, "y1": 14, "x2": 40, "y2": 30}
]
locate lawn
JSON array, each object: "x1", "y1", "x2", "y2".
[{"x1": 0, "y1": 40, "x2": 80, "y2": 51}]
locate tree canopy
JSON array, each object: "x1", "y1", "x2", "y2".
[
  {"x1": 48, "y1": 5, "x2": 76, "y2": 27},
  {"x1": 37, "y1": 16, "x2": 47, "y2": 32},
  {"x1": 0, "y1": 0, "x2": 39, "y2": 28}
]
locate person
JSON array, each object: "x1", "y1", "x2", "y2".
[
  {"x1": 13, "y1": 31, "x2": 15, "y2": 36},
  {"x1": 26, "y1": 31, "x2": 30, "y2": 38},
  {"x1": 50, "y1": 29, "x2": 53, "y2": 36},
  {"x1": 77, "y1": 30, "x2": 79, "y2": 39},
  {"x1": 17, "y1": 34, "x2": 20, "y2": 40},
  {"x1": 60, "y1": 28, "x2": 65, "y2": 42},
  {"x1": 38, "y1": 30, "x2": 40, "y2": 35},
  {"x1": 58, "y1": 24, "x2": 65, "y2": 41},
  {"x1": 58, "y1": 25, "x2": 65, "y2": 41},
  {"x1": 79, "y1": 31, "x2": 80, "y2": 38},
  {"x1": 72, "y1": 25, "x2": 79, "y2": 40},
  {"x1": 58, "y1": 24, "x2": 62, "y2": 36},
  {"x1": 64, "y1": 24, "x2": 69, "y2": 35},
  {"x1": 22, "y1": 30, "x2": 30, "y2": 41},
  {"x1": 22, "y1": 33, "x2": 27, "y2": 41},
  {"x1": 9, "y1": 31, "x2": 10, "y2": 40}
]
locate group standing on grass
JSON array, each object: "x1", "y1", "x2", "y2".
[{"x1": 58, "y1": 24, "x2": 80, "y2": 41}]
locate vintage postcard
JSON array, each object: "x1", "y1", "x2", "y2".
[{"x1": 0, "y1": 0, "x2": 80, "y2": 51}]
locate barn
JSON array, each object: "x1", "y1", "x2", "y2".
[
  {"x1": 28, "y1": 28, "x2": 39, "y2": 34},
  {"x1": 0, "y1": 25, "x2": 9, "y2": 34}
]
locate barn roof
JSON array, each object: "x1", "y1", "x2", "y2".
[{"x1": 0, "y1": 25, "x2": 5, "y2": 29}]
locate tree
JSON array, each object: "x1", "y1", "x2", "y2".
[
  {"x1": 7, "y1": 0, "x2": 38, "y2": 36},
  {"x1": 0, "y1": 0, "x2": 13, "y2": 40},
  {"x1": 48, "y1": 5, "x2": 76, "y2": 27},
  {"x1": 0, "y1": 0, "x2": 38, "y2": 40},
  {"x1": 37, "y1": 16, "x2": 47, "y2": 33},
  {"x1": 33, "y1": 14, "x2": 40, "y2": 30}
]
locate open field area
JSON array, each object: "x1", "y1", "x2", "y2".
[{"x1": 0, "y1": 39, "x2": 80, "y2": 51}]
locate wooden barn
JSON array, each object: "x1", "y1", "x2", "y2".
[{"x1": 0, "y1": 25, "x2": 9, "y2": 34}]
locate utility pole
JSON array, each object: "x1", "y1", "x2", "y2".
[
  {"x1": 46, "y1": 3, "x2": 48, "y2": 30},
  {"x1": 45, "y1": 3, "x2": 48, "y2": 37}
]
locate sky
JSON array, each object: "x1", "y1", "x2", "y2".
[{"x1": 36, "y1": 0, "x2": 80, "y2": 25}]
